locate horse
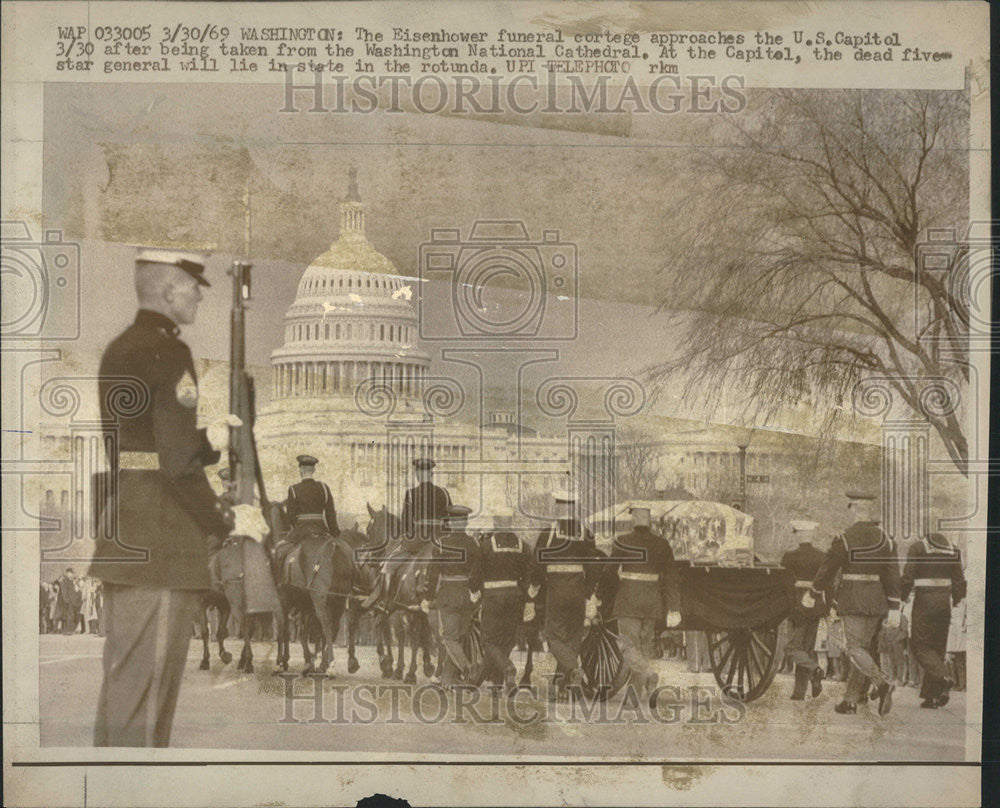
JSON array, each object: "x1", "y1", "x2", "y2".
[
  {"x1": 270, "y1": 503, "x2": 356, "y2": 676},
  {"x1": 365, "y1": 503, "x2": 436, "y2": 684},
  {"x1": 196, "y1": 587, "x2": 233, "y2": 670},
  {"x1": 340, "y1": 522, "x2": 394, "y2": 677},
  {"x1": 209, "y1": 535, "x2": 270, "y2": 674}
]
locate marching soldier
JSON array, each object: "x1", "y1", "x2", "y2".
[
  {"x1": 804, "y1": 491, "x2": 901, "y2": 716},
  {"x1": 609, "y1": 506, "x2": 682, "y2": 706},
  {"x1": 421, "y1": 505, "x2": 482, "y2": 686},
  {"x1": 530, "y1": 483, "x2": 604, "y2": 699},
  {"x1": 476, "y1": 511, "x2": 535, "y2": 693},
  {"x1": 89, "y1": 247, "x2": 254, "y2": 747},
  {"x1": 900, "y1": 532, "x2": 966, "y2": 708},
  {"x1": 781, "y1": 520, "x2": 827, "y2": 700}
]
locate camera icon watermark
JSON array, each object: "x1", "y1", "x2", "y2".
[
  {"x1": 418, "y1": 220, "x2": 578, "y2": 342},
  {"x1": 1, "y1": 221, "x2": 81, "y2": 340}
]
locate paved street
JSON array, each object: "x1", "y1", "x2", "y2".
[{"x1": 39, "y1": 634, "x2": 970, "y2": 760}]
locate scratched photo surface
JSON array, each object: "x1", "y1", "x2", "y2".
[{"x1": 22, "y1": 76, "x2": 980, "y2": 762}]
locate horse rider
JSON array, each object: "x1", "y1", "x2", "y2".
[
  {"x1": 363, "y1": 457, "x2": 451, "y2": 610},
  {"x1": 530, "y1": 482, "x2": 604, "y2": 700},
  {"x1": 803, "y1": 490, "x2": 901, "y2": 716},
  {"x1": 608, "y1": 505, "x2": 682, "y2": 707},
  {"x1": 420, "y1": 504, "x2": 483, "y2": 687},
  {"x1": 900, "y1": 532, "x2": 966, "y2": 708},
  {"x1": 274, "y1": 455, "x2": 340, "y2": 575},
  {"x1": 780, "y1": 520, "x2": 827, "y2": 700},
  {"x1": 476, "y1": 511, "x2": 536, "y2": 693},
  {"x1": 88, "y1": 246, "x2": 252, "y2": 747}
]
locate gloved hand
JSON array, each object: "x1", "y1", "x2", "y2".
[
  {"x1": 420, "y1": 599, "x2": 431, "y2": 614},
  {"x1": 523, "y1": 602, "x2": 536, "y2": 623},
  {"x1": 801, "y1": 590, "x2": 816, "y2": 610},
  {"x1": 231, "y1": 503, "x2": 268, "y2": 543},
  {"x1": 584, "y1": 595, "x2": 600, "y2": 622},
  {"x1": 207, "y1": 414, "x2": 243, "y2": 452},
  {"x1": 665, "y1": 610, "x2": 682, "y2": 629},
  {"x1": 884, "y1": 609, "x2": 901, "y2": 630},
  {"x1": 527, "y1": 584, "x2": 540, "y2": 600},
  {"x1": 470, "y1": 589, "x2": 481, "y2": 604}
]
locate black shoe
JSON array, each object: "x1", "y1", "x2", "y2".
[
  {"x1": 790, "y1": 693, "x2": 805, "y2": 701},
  {"x1": 811, "y1": 667, "x2": 825, "y2": 698},
  {"x1": 834, "y1": 701, "x2": 857, "y2": 715},
  {"x1": 877, "y1": 682, "x2": 895, "y2": 716},
  {"x1": 920, "y1": 698, "x2": 939, "y2": 709},
  {"x1": 936, "y1": 692, "x2": 950, "y2": 707}
]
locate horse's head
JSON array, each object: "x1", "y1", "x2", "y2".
[{"x1": 365, "y1": 501, "x2": 401, "y2": 547}]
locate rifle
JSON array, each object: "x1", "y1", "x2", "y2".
[{"x1": 227, "y1": 259, "x2": 282, "y2": 615}]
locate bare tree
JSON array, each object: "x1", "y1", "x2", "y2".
[
  {"x1": 649, "y1": 89, "x2": 971, "y2": 475},
  {"x1": 615, "y1": 425, "x2": 662, "y2": 499}
]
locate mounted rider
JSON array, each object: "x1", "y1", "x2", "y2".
[
  {"x1": 362, "y1": 457, "x2": 451, "y2": 610},
  {"x1": 274, "y1": 455, "x2": 340, "y2": 577}
]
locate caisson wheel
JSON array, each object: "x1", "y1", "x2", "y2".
[{"x1": 706, "y1": 625, "x2": 782, "y2": 702}]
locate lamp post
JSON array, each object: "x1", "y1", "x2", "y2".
[{"x1": 736, "y1": 443, "x2": 748, "y2": 512}]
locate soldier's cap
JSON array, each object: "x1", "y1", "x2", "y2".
[
  {"x1": 135, "y1": 247, "x2": 212, "y2": 287},
  {"x1": 790, "y1": 519, "x2": 819, "y2": 533},
  {"x1": 493, "y1": 513, "x2": 514, "y2": 528},
  {"x1": 628, "y1": 505, "x2": 652, "y2": 519},
  {"x1": 297, "y1": 454, "x2": 319, "y2": 467},
  {"x1": 413, "y1": 457, "x2": 436, "y2": 471},
  {"x1": 845, "y1": 490, "x2": 876, "y2": 502},
  {"x1": 551, "y1": 483, "x2": 578, "y2": 503},
  {"x1": 446, "y1": 505, "x2": 472, "y2": 518}
]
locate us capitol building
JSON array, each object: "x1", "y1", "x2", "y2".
[{"x1": 253, "y1": 173, "x2": 575, "y2": 523}]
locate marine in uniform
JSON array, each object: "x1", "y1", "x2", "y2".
[
  {"x1": 274, "y1": 455, "x2": 340, "y2": 577},
  {"x1": 476, "y1": 512, "x2": 535, "y2": 692},
  {"x1": 420, "y1": 505, "x2": 482, "y2": 686},
  {"x1": 806, "y1": 491, "x2": 901, "y2": 716},
  {"x1": 780, "y1": 520, "x2": 827, "y2": 700},
  {"x1": 900, "y1": 532, "x2": 966, "y2": 708},
  {"x1": 609, "y1": 506, "x2": 681, "y2": 705},
  {"x1": 89, "y1": 247, "x2": 232, "y2": 747},
  {"x1": 530, "y1": 484, "x2": 604, "y2": 698}
]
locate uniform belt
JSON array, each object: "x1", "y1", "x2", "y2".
[
  {"x1": 914, "y1": 578, "x2": 951, "y2": 587},
  {"x1": 296, "y1": 514, "x2": 326, "y2": 522},
  {"x1": 842, "y1": 573, "x2": 880, "y2": 581},
  {"x1": 483, "y1": 580, "x2": 519, "y2": 590},
  {"x1": 619, "y1": 571, "x2": 659, "y2": 582},
  {"x1": 547, "y1": 564, "x2": 584, "y2": 574},
  {"x1": 794, "y1": 580, "x2": 813, "y2": 588},
  {"x1": 118, "y1": 451, "x2": 159, "y2": 470},
  {"x1": 440, "y1": 575, "x2": 469, "y2": 582}
]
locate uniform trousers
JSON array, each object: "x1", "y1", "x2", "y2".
[
  {"x1": 617, "y1": 616, "x2": 656, "y2": 683},
  {"x1": 839, "y1": 614, "x2": 891, "y2": 704},
  {"x1": 481, "y1": 588, "x2": 522, "y2": 683},
  {"x1": 910, "y1": 595, "x2": 952, "y2": 699},
  {"x1": 786, "y1": 614, "x2": 821, "y2": 697},
  {"x1": 544, "y1": 587, "x2": 586, "y2": 677},
  {"x1": 94, "y1": 584, "x2": 199, "y2": 747},
  {"x1": 436, "y1": 582, "x2": 473, "y2": 685}
]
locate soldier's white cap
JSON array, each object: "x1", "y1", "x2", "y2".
[
  {"x1": 493, "y1": 512, "x2": 514, "y2": 528},
  {"x1": 551, "y1": 481, "x2": 578, "y2": 503},
  {"x1": 135, "y1": 246, "x2": 213, "y2": 287},
  {"x1": 790, "y1": 520, "x2": 819, "y2": 533},
  {"x1": 629, "y1": 505, "x2": 652, "y2": 520}
]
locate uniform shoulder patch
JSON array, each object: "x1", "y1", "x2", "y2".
[{"x1": 175, "y1": 370, "x2": 198, "y2": 408}]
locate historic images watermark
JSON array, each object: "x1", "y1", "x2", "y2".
[
  {"x1": 276, "y1": 676, "x2": 747, "y2": 727},
  {"x1": 278, "y1": 71, "x2": 747, "y2": 115}
]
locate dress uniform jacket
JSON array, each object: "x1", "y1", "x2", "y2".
[
  {"x1": 811, "y1": 522, "x2": 901, "y2": 616},
  {"x1": 285, "y1": 478, "x2": 339, "y2": 537},
  {"x1": 609, "y1": 526, "x2": 680, "y2": 621},
  {"x1": 530, "y1": 519, "x2": 603, "y2": 598},
  {"x1": 89, "y1": 310, "x2": 229, "y2": 590},
  {"x1": 423, "y1": 529, "x2": 483, "y2": 608},
  {"x1": 480, "y1": 530, "x2": 533, "y2": 594},
  {"x1": 401, "y1": 481, "x2": 451, "y2": 541},
  {"x1": 781, "y1": 542, "x2": 827, "y2": 621}
]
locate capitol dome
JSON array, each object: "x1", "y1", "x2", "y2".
[{"x1": 269, "y1": 170, "x2": 430, "y2": 402}]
